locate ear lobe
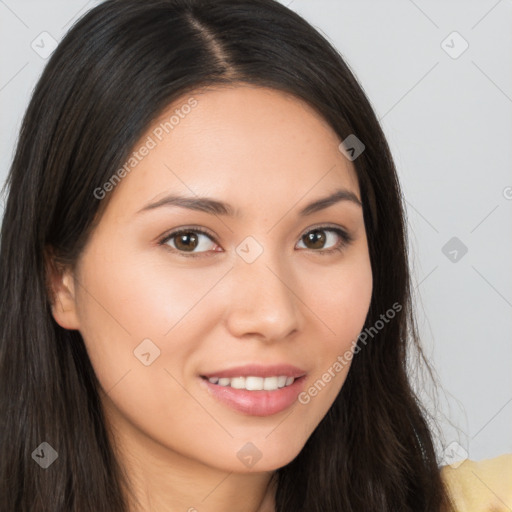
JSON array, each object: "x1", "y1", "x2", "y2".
[{"x1": 44, "y1": 246, "x2": 81, "y2": 330}]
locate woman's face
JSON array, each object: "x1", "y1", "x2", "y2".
[{"x1": 53, "y1": 85, "x2": 372, "y2": 474}]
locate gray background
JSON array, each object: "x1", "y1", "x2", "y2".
[{"x1": 1, "y1": 0, "x2": 511, "y2": 463}]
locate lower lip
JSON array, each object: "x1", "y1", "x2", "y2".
[{"x1": 200, "y1": 376, "x2": 307, "y2": 416}]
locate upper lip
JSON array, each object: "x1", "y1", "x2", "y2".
[{"x1": 201, "y1": 364, "x2": 306, "y2": 379}]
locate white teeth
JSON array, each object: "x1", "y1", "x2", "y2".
[
  {"x1": 230, "y1": 376, "x2": 246, "y2": 389},
  {"x1": 263, "y1": 376, "x2": 278, "y2": 390},
  {"x1": 245, "y1": 376, "x2": 263, "y2": 390},
  {"x1": 205, "y1": 375, "x2": 297, "y2": 391},
  {"x1": 277, "y1": 376, "x2": 287, "y2": 388}
]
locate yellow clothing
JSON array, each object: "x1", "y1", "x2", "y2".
[{"x1": 440, "y1": 453, "x2": 512, "y2": 511}]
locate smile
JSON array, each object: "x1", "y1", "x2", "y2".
[{"x1": 204, "y1": 375, "x2": 296, "y2": 391}]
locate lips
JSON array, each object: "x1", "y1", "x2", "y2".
[{"x1": 199, "y1": 364, "x2": 308, "y2": 416}]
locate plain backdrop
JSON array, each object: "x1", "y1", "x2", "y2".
[{"x1": 1, "y1": 0, "x2": 511, "y2": 463}]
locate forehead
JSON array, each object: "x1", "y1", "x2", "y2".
[{"x1": 103, "y1": 85, "x2": 360, "y2": 217}]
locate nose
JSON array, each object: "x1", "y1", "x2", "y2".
[{"x1": 223, "y1": 252, "x2": 301, "y2": 342}]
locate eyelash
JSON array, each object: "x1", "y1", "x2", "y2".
[{"x1": 158, "y1": 225, "x2": 353, "y2": 259}]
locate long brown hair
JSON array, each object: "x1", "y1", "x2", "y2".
[{"x1": 0, "y1": 0, "x2": 454, "y2": 510}]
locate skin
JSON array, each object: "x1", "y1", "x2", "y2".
[{"x1": 48, "y1": 85, "x2": 373, "y2": 512}]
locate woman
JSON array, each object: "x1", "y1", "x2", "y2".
[{"x1": 0, "y1": 0, "x2": 508, "y2": 510}]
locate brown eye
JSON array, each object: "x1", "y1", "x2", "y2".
[
  {"x1": 302, "y1": 230, "x2": 327, "y2": 249},
  {"x1": 162, "y1": 229, "x2": 217, "y2": 254},
  {"x1": 296, "y1": 227, "x2": 352, "y2": 253},
  {"x1": 174, "y1": 232, "x2": 199, "y2": 251}
]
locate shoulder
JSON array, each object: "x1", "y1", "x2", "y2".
[{"x1": 440, "y1": 453, "x2": 512, "y2": 511}]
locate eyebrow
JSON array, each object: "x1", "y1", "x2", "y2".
[{"x1": 136, "y1": 188, "x2": 362, "y2": 217}]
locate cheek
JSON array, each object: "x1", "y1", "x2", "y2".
[
  {"x1": 73, "y1": 238, "x2": 232, "y2": 392},
  {"x1": 72, "y1": 244, "x2": 223, "y2": 452},
  {"x1": 305, "y1": 250, "x2": 373, "y2": 349},
  {"x1": 295, "y1": 250, "x2": 372, "y2": 422}
]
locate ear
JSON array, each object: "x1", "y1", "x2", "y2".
[{"x1": 44, "y1": 246, "x2": 81, "y2": 330}]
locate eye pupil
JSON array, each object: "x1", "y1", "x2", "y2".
[
  {"x1": 303, "y1": 230, "x2": 326, "y2": 249},
  {"x1": 175, "y1": 232, "x2": 198, "y2": 251}
]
